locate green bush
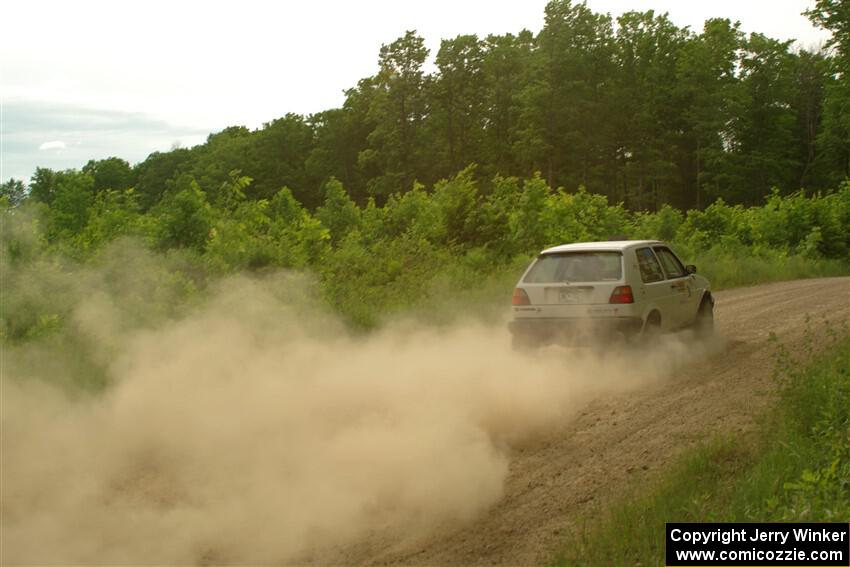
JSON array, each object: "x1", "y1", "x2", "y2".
[{"x1": 4, "y1": 169, "x2": 850, "y2": 336}]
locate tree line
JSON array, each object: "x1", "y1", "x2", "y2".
[{"x1": 4, "y1": 0, "x2": 848, "y2": 214}]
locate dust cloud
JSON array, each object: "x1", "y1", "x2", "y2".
[{"x1": 2, "y1": 270, "x2": 718, "y2": 565}]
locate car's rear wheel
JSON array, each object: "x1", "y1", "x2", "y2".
[
  {"x1": 640, "y1": 312, "x2": 662, "y2": 343},
  {"x1": 694, "y1": 297, "x2": 714, "y2": 338}
]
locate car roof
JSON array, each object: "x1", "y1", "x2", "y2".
[{"x1": 540, "y1": 240, "x2": 663, "y2": 254}]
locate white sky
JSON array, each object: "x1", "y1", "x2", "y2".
[{"x1": 0, "y1": 0, "x2": 831, "y2": 183}]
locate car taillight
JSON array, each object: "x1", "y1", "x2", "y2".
[
  {"x1": 609, "y1": 285, "x2": 634, "y2": 304},
  {"x1": 512, "y1": 288, "x2": 531, "y2": 305}
]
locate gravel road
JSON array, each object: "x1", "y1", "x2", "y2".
[{"x1": 350, "y1": 277, "x2": 850, "y2": 567}]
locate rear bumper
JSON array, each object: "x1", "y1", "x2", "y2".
[{"x1": 508, "y1": 316, "x2": 643, "y2": 344}]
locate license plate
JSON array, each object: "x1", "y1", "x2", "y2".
[{"x1": 559, "y1": 288, "x2": 583, "y2": 303}]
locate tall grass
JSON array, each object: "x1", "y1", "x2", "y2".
[
  {"x1": 673, "y1": 244, "x2": 850, "y2": 290},
  {"x1": 333, "y1": 245, "x2": 849, "y2": 329},
  {"x1": 552, "y1": 327, "x2": 850, "y2": 567}
]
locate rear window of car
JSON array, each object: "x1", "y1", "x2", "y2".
[{"x1": 524, "y1": 251, "x2": 623, "y2": 283}]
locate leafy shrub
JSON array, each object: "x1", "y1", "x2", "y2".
[{"x1": 4, "y1": 169, "x2": 850, "y2": 334}]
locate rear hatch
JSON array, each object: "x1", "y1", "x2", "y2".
[{"x1": 514, "y1": 250, "x2": 625, "y2": 318}]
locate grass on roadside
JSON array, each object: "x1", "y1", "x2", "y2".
[
  {"x1": 682, "y1": 247, "x2": 850, "y2": 290},
  {"x1": 552, "y1": 326, "x2": 850, "y2": 567},
  {"x1": 353, "y1": 246, "x2": 849, "y2": 329}
]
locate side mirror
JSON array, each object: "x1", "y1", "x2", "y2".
[{"x1": 685, "y1": 264, "x2": 697, "y2": 274}]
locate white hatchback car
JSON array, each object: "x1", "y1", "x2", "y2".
[{"x1": 509, "y1": 240, "x2": 713, "y2": 348}]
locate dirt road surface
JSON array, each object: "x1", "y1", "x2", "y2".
[{"x1": 344, "y1": 277, "x2": 850, "y2": 567}]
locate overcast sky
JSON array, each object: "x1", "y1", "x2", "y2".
[{"x1": 0, "y1": 0, "x2": 831, "y2": 184}]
